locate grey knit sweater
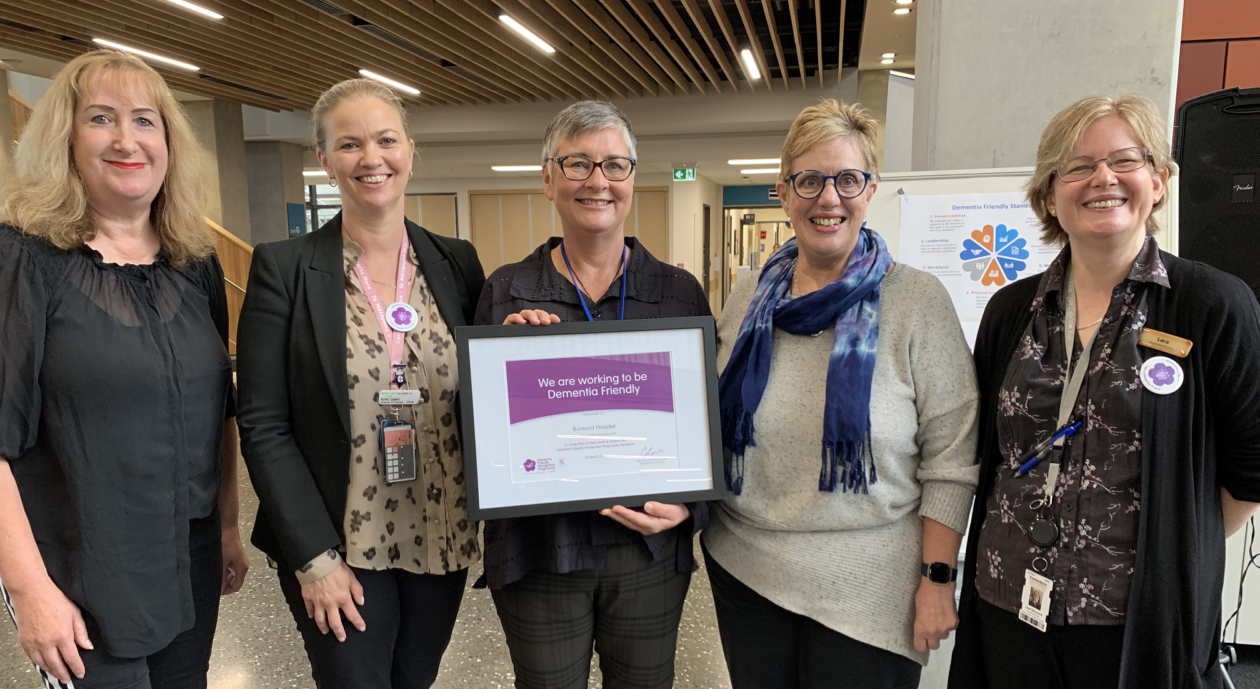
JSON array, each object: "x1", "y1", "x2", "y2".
[{"x1": 704, "y1": 262, "x2": 980, "y2": 665}]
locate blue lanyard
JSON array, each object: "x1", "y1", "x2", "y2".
[{"x1": 561, "y1": 240, "x2": 627, "y2": 322}]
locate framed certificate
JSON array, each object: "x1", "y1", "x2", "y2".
[{"x1": 456, "y1": 317, "x2": 725, "y2": 520}]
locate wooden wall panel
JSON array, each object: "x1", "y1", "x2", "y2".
[
  {"x1": 633, "y1": 190, "x2": 669, "y2": 262},
  {"x1": 529, "y1": 193, "x2": 556, "y2": 245},
  {"x1": 422, "y1": 195, "x2": 458, "y2": 238},
  {"x1": 470, "y1": 194, "x2": 503, "y2": 271},
  {"x1": 1183, "y1": 0, "x2": 1260, "y2": 41},
  {"x1": 404, "y1": 196, "x2": 422, "y2": 226},
  {"x1": 1225, "y1": 39, "x2": 1260, "y2": 89},
  {"x1": 500, "y1": 194, "x2": 533, "y2": 265},
  {"x1": 1177, "y1": 41, "x2": 1228, "y2": 108}
]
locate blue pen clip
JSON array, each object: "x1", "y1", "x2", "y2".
[{"x1": 1016, "y1": 421, "x2": 1082, "y2": 476}]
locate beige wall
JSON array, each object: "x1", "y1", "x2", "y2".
[
  {"x1": 187, "y1": 99, "x2": 252, "y2": 243},
  {"x1": 858, "y1": 70, "x2": 890, "y2": 172}
]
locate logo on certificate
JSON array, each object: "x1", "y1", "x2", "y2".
[
  {"x1": 523, "y1": 459, "x2": 536, "y2": 472},
  {"x1": 958, "y1": 223, "x2": 1030, "y2": 287}
]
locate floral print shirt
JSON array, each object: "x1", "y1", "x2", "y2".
[
  {"x1": 974, "y1": 235, "x2": 1168, "y2": 626},
  {"x1": 295, "y1": 237, "x2": 478, "y2": 583}
]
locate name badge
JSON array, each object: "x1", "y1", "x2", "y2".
[
  {"x1": 379, "y1": 390, "x2": 422, "y2": 406},
  {"x1": 1138, "y1": 328, "x2": 1193, "y2": 358},
  {"x1": 1018, "y1": 569, "x2": 1054, "y2": 632}
]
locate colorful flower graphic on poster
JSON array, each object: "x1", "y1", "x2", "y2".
[{"x1": 958, "y1": 223, "x2": 1031, "y2": 287}]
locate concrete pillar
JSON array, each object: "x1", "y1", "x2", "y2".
[
  {"x1": 857, "y1": 70, "x2": 890, "y2": 172},
  {"x1": 911, "y1": 0, "x2": 1183, "y2": 171},
  {"x1": 0, "y1": 70, "x2": 15, "y2": 176},
  {"x1": 245, "y1": 141, "x2": 306, "y2": 245},
  {"x1": 185, "y1": 99, "x2": 252, "y2": 243}
]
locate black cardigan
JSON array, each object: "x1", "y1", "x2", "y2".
[
  {"x1": 950, "y1": 251, "x2": 1260, "y2": 689},
  {"x1": 235, "y1": 215, "x2": 485, "y2": 570}
]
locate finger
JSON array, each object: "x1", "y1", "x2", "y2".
[
  {"x1": 40, "y1": 646, "x2": 74, "y2": 684},
  {"x1": 58, "y1": 638, "x2": 86, "y2": 680},
  {"x1": 343, "y1": 598, "x2": 367, "y2": 634},
  {"x1": 503, "y1": 314, "x2": 525, "y2": 325},
  {"x1": 72, "y1": 610, "x2": 93, "y2": 650},
  {"x1": 546, "y1": 312, "x2": 562, "y2": 324},
  {"x1": 327, "y1": 605, "x2": 348, "y2": 642},
  {"x1": 350, "y1": 578, "x2": 365, "y2": 606},
  {"x1": 313, "y1": 605, "x2": 330, "y2": 635},
  {"x1": 304, "y1": 597, "x2": 315, "y2": 620},
  {"x1": 523, "y1": 311, "x2": 542, "y2": 325},
  {"x1": 914, "y1": 635, "x2": 927, "y2": 653}
]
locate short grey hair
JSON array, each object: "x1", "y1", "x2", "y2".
[{"x1": 540, "y1": 100, "x2": 637, "y2": 163}]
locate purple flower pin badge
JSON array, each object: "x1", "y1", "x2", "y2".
[
  {"x1": 523, "y1": 459, "x2": 536, "y2": 472},
  {"x1": 1140, "y1": 356, "x2": 1183, "y2": 395},
  {"x1": 386, "y1": 302, "x2": 418, "y2": 332}
]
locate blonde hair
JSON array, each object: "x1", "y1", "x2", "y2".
[
  {"x1": 780, "y1": 99, "x2": 881, "y2": 183},
  {"x1": 1, "y1": 50, "x2": 214, "y2": 267},
  {"x1": 311, "y1": 78, "x2": 411, "y2": 153},
  {"x1": 1027, "y1": 94, "x2": 1174, "y2": 245}
]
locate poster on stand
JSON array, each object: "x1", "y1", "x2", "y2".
[
  {"x1": 899, "y1": 192, "x2": 1060, "y2": 347},
  {"x1": 456, "y1": 317, "x2": 723, "y2": 520}
]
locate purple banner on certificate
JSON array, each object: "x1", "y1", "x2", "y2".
[{"x1": 505, "y1": 352, "x2": 675, "y2": 424}]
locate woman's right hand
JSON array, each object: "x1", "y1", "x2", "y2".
[
  {"x1": 503, "y1": 310, "x2": 562, "y2": 326},
  {"x1": 300, "y1": 562, "x2": 366, "y2": 642},
  {"x1": 10, "y1": 578, "x2": 92, "y2": 684}
]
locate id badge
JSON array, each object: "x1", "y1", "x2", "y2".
[
  {"x1": 381, "y1": 420, "x2": 417, "y2": 484},
  {"x1": 1018, "y1": 569, "x2": 1054, "y2": 632}
]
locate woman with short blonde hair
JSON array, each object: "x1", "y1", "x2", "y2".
[
  {"x1": 0, "y1": 50, "x2": 247, "y2": 688},
  {"x1": 950, "y1": 94, "x2": 1260, "y2": 689},
  {"x1": 706, "y1": 98, "x2": 979, "y2": 687}
]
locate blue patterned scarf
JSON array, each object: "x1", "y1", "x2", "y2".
[{"x1": 719, "y1": 229, "x2": 893, "y2": 495}]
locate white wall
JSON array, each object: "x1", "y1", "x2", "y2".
[
  {"x1": 670, "y1": 173, "x2": 721, "y2": 282},
  {"x1": 884, "y1": 73, "x2": 915, "y2": 173}
]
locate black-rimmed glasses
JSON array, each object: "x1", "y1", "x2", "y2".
[
  {"x1": 547, "y1": 155, "x2": 637, "y2": 182},
  {"x1": 787, "y1": 169, "x2": 872, "y2": 199},
  {"x1": 1054, "y1": 147, "x2": 1152, "y2": 183}
]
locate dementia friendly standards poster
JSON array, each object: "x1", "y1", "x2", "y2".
[{"x1": 898, "y1": 192, "x2": 1059, "y2": 348}]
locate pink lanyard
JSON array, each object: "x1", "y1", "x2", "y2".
[{"x1": 352, "y1": 233, "x2": 411, "y2": 390}]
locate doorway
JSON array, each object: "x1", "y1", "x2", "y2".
[{"x1": 702, "y1": 204, "x2": 711, "y2": 300}]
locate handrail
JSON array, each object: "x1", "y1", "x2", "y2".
[
  {"x1": 224, "y1": 277, "x2": 246, "y2": 293},
  {"x1": 205, "y1": 216, "x2": 253, "y2": 255}
]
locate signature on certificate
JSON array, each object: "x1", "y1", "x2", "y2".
[{"x1": 640, "y1": 446, "x2": 665, "y2": 457}]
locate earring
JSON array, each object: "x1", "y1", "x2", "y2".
[
  {"x1": 785, "y1": 221, "x2": 791, "y2": 228},
  {"x1": 329, "y1": 177, "x2": 337, "y2": 187},
  {"x1": 1048, "y1": 208, "x2": 1055, "y2": 217},
  {"x1": 408, "y1": 169, "x2": 414, "y2": 179}
]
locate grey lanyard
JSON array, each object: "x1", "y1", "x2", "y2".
[{"x1": 1042, "y1": 263, "x2": 1100, "y2": 499}]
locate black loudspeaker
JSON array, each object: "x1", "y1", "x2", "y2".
[{"x1": 1175, "y1": 88, "x2": 1260, "y2": 298}]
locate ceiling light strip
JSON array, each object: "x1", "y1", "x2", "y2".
[
  {"x1": 492, "y1": 165, "x2": 543, "y2": 172},
  {"x1": 728, "y1": 158, "x2": 779, "y2": 165},
  {"x1": 500, "y1": 15, "x2": 555, "y2": 54},
  {"x1": 92, "y1": 38, "x2": 199, "y2": 71},
  {"x1": 741, "y1": 168, "x2": 780, "y2": 174},
  {"x1": 161, "y1": 0, "x2": 223, "y2": 19},
  {"x1": 739, "y1": 49, "x2": 761, "y2": 81},
  {"x1": 359, "y1": 69, "x2": 421, "y2": 95}
]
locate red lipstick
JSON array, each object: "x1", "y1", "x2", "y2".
[{"x1": 106, "y1": 161, "x2": 145, "y2": 170}]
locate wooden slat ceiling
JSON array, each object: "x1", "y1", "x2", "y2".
[{"x1": 0, "y1": 0, "x2": 865, "y2": 111}]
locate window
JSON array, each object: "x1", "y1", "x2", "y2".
[{"x1": 304, "y1": 184, "x2": 342, "y2": 234}]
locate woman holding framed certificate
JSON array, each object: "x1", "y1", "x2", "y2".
[
  {"x1": 472, "y1": 100, "x2": 711, "y2": 689},
  {"x1": 705, "y1": 100, "x2": 980, "y2": 688},
  {"x1": 236, "y1": 78, "x2": 485, "y2": 688}
]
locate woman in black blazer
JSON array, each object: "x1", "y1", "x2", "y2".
[{"x1": 236, "y1": 79, "x2": 484, "y2": 689}]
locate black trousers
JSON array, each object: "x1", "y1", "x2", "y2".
[
  {"x1": 703, "y1": 542, "x2": 922, "y2": 689},
  {"x1": 490, "y1": 539, "x2": 692, "y2": 689},
  {"x1": 972, "y1": 598, "x2": 1125, "y2": 689},
  {"x1": 2, "y1": 511, "x2": 223, "y2": 689},
  {"x1": 277, "y1": 564, "x2": 468, "y2": 689}
]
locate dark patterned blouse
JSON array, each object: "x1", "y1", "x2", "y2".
[{"x1": 975, "y1": 235, "x2": 1168, "y2": 626}]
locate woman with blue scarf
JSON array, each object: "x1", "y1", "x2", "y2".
[{"x1": 703, "y1": 99, "x2": 980, "y2": 688}]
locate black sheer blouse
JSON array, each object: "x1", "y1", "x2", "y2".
[{"x1": 0, "y1": 223, "x2": 234, "y2": 657}]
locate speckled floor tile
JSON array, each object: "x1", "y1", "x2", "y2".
[{"x1": 1, "y1": 455, "x2": 734, "y2": 688}]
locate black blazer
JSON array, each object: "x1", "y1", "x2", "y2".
[
  {"x1": 236, "y1": 214, "x2": 485, "y2": 570},
  {"x1": 949, "y1": 251, "x2": 1260, "y2": 689}
]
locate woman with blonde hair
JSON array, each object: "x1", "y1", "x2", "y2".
[
  {"x1": 0, "y1": 50, "x2": 247, "y2": 688},
  {"x1": 236, "y1": 77, "x2": 484, "y2": 688},
  {"x1": 706, "y1": 99, "x2": 979, "y2": 688},
  {"x1": 949, "y1": 94, "x2": 1260, "y2": 689}
]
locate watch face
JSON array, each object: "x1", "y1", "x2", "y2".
[{"x1": 928, "y1": 562, "x2": 952, "y2": 584}]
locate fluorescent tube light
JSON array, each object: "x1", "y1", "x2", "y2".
[
  {"x1": 500, "y1": 15, "x2": 556, "y2": 54},
  {"x1": 728, "y1": 158, "x2": 779, "y2": 165},
  {"x1": 895, "y1": 0, "x2": 914, "y2": 4},
  {"x1": 894, "y1": 7, "x2": 911, "y2": 14},
  {"x1": 358, "y1": 70, "x2": 420, "y2": 96},
  {"x1": 492, "y1": 165, "x2": 543, "y2": 172},
  {"x1": 741, "y1": 168, "x2": 780, "y2": 175},
  {"x1": 881, "y1": 59, "x2": 894, "y2": 65},
  {"x1": 161, "y1": 0, "x2": 223, "y2": 19},
  {"x1": 740, "y1": 49, "x2": 761, "y2": 80},
  {"x1": 302, "y1": 170, "x2": 328, "y2": 177},
  {"x1": 92, "y1": 39, "x2": 199, "y2": 71},
  {"x1": 882, "y1": 52, "x2": 896, "y2": 58},
  {"x1": 889, "y1": 70, "x2": 916, "y2": 80}
]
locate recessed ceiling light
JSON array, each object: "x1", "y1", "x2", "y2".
[
  {"x1": 302, "y1": 170, "x2": 328, "y2": 177},
  {"x1": 729, "y1": 158, "x2": 779, "y2": 165},
  {"x1": 500, "y1": 15, "x2": 556, "y2": 54},
  {"x1": 894, "y1": 7, "x2": 911, "y2": 14},
  {"x1": 881, "y1": 59, "x2": 894, "y2": 64},
  {"x1": 492, "y1": 165, "x2": 543, "y2": 172},
  {"x1": 92, "y1": 38, "x2": 199, "y2": 71},
  {"x1": 895, "y1": 0, "x2": 914, "y2": 4},
  {"x1": 740, "y1": 49, "x2": 761, "y2": 81},
  {"x1": 882, "y1": 53, "x2": 896, "y2": 58},
  {"x1": 358, "y1": 69, "x2": 420, "y2": 96},
  {"x1": 161, "y1": 0, "x2": 223, "y2": 19},
  {"x1": 741, "y1": 168, "x2": 780, "y2": 175}
]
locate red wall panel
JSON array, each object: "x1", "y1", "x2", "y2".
[
  {"x1": 1225, "y1": 40, "x2": 1260, "y2": 88},
  {"x1": 1183, "y1": 0, "x2": 1260, "y2": 41},
  {"x1": 1178, "y1": 41, "x2": 1228, "y2": 108}
]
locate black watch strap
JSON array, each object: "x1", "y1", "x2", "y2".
[{"x1": 921, "y1": 562, "x2": 958, "y2": 584}]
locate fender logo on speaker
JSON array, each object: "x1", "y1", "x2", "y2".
[{"x1": 1235, "y1": 174, "x2": 1256, "y2": 203}]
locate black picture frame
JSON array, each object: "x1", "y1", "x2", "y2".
[{"x1": 455, "y1": 316, "x2": 725, "y2": 521}]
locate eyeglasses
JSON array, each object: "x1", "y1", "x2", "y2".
[
  {"x1": 787, "y1": 169, "x2": 872, "y2": 199},
  {"x1": 547, "y1": 155, "x2": 637, "y2": 182},
  {"x1": 1055, "y1": 147, "x2": 1152, "y2": 183}
]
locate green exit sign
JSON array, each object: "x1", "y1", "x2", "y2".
[{"x1": 673, "y1": 167, "x2": 697, "y2": 181}]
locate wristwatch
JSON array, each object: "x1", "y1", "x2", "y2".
[{"x1": 921, "y1": 562, "x2": 958, "y2": 584}]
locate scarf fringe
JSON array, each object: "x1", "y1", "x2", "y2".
[
  {"x1": 819, "y1": 436, "x2": 877, "y2": 494},
  {"x1": 722, "y1": 406, "x2": 755, "y2": 495}
]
